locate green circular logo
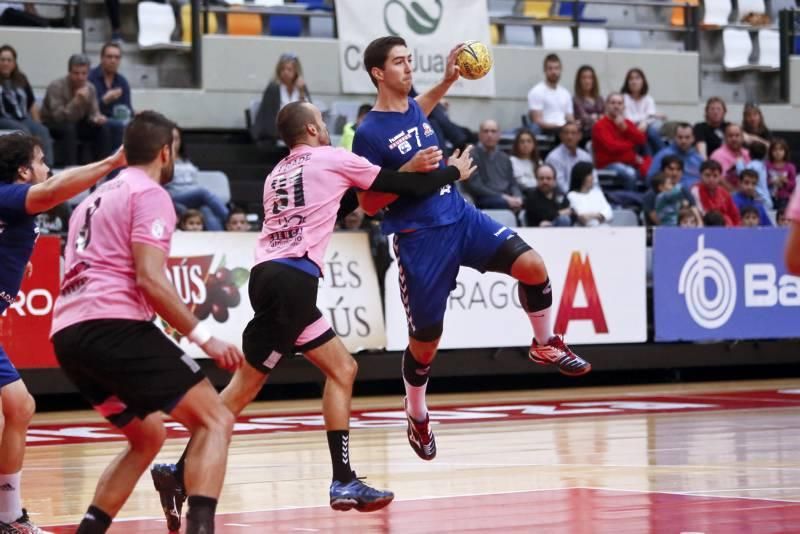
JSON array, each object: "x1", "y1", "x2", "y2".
[{"x1": 384, "y1": 0, "x2": 443, "y2": 36}]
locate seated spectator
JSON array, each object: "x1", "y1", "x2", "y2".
[
  {"x1": 767, "y1": 138, "x2": 796, "y2": 210},
  {"x1": 225, "y1": 206, "x2": 250, "y2": 231},
  {"x1": 643, "y1": 159, "x2": 698, "y2": 225},
  {"x1": 527, "y1": 53, "x2": 574, "y2": 136},
  {"x1": 591, "y1": 92, "x2": 650, "y2": 190},
  {"x1": 733, "y1": 169, "x2": 772, "y2": 226},
  {"x1": 710, "y1": 123, "x2": 750, "y2": 190},
  {"x1": 524, "y1": 164, "x2": 572, "y2": 227},
  {"x1": 691, "y1": 160, "x2": 740, "y2": 227},
  {"x1": 166, "y1": 127, "x2": 229, "y2": 231},
  {"x1": 694, "y1": 97, "x2": 728, "y2": 159},
  {"x1": 510, "y1": 128, "x2": 541, "y2": 192},
  {"x1": 743, "y1": 142, "x2": 772, "y2": 209},
  {"x1": 41, "y1": 53, "x2": 112, "y2": 166},
  {"x1": 742, "y1": 102, "x2": 770, "y2": 150},
  {"x1": 621, "y1": 67, "x2": 666, "y2": 155},
  {"x1": 339, "y1": 103, "x2": 372, "y2": 151},
  {"x1": 678, "y1": 206, "x2": 702, "y2": 227},
  {"x1": 647, "y1": 122, "x2": 703, "y2": 188},
  {"x1": 777, "y1": 207, "x2": 789, "y2": 227},
  {"x1": 35, "y1": 203, "x2": 70, "y2": 234},
  {"x1": 178, "y1": 209, "x2": 204, "y2": 231},
  {"x1": 464, "y1": 119, "x2": 523, "y2": 214},
  {"x1": 252, "y1": 53, "x2": 310, "y2": 147},
  {"x1": 652, "y1": 173, "x2": 696, "y2": 226},
  {"x1": 545, "y1": 121, "x2": 592, "y2": 193},
  {"x1": 572, "y1": 65, "x2": 604, "y2": 142},
  {"x1": 0, "y1": 3, "x2": 48, "y2": 26},
  {"x1": 0, "y1": 44, "x2": 54, "y2": 165},
  {"x1": 567, "y1": 161, "x2": 613, "y2": 226},
  {"x1": 88, "y1": 42, "x2": 131, "y2": 150},
  {"x1": 740, "y1": 206, "x2": 761, "y2": 228},
  {"x1": 703, "y1": 210, "x2": 726, "y2": 227}
]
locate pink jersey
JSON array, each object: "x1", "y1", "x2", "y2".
[
  {"x1": 255, "y1": 145, "x2": 380, "y2": 270},
  {"x1": 51, "y1": 168, "x2": 176, "y2": 336},
  {"x1": 787, "y1": 186, "x2": 800, "y2": 222}
]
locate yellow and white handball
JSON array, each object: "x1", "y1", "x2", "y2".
[{"x1": 456, "y1": 40, "x2": 493, "y2": 80}]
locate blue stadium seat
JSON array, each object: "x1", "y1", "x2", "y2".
[
  {"x1": 558, "y1": 1, "x2": 606, "y2": 23},
  {"x1": 795, "y1": 35, "x2": 800, "y2": 55},
  {"x1": 269, "y1": 14, "x2": 302, "y2": 37}
]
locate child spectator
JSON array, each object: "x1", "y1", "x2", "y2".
[
  {"x1": 743, "y1": 142, "x2": 772, "y2": 209},
  {"x1": 225, "y1": 206, "x2": 250, "y2": 231},
  {"x1": 691, "y1": 160, "x2": 741, "y2": 227},
  {"x1": 733, "y1": 169, "x2": 772, "y2": 226},
  {"x1": 178, "y1": 209, "x2": 204, "y2": 231},
  {"x1": 703, "y1": 210, "x2": 726, "y2": 227},
  {"x1": 678, "y1": 207, "x2": 702, "y2": 227},
  {"x1": 652, "y1": 174, "x2": 687, "y2": 226},
  {"x1": 740, "y1": 206, "x2": 761, "y2": 227},
  {"x1": 767, "y1": 138, "x2": 797, "y2": 210}
]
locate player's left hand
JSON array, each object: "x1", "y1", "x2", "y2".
[{"x1": 443, "y1": 43, "x2": 466, "y2": 84}]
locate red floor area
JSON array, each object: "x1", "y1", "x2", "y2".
[
  {"x1": 44, "y1": 488, "x2": 800, "y2": 533},
  {"x1": 26, "y1": 388, "x2": 800, "y2": 446}
]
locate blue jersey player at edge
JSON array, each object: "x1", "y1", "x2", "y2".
[
  {"x1": 0, "y1": 132, "x2": 126, "y2": 533},
  {"x1": 352, "y1": 36, "x2": 592, "y2": 462}
]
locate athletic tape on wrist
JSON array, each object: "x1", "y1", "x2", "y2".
[{"x1": 188, "y1": 324, "x2": 212, "y2": 346}]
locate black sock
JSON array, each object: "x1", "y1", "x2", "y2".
[
  {"x1": 186, "y1": 495, "x2": 217, "y2": 534},
  {"x1": 402, "y1": 347, "x2": 430, "y2": 387},
  {"x1": 326, "y1": 430, "x2": 354, "y2": 483},
  {"x1": 75, "y1": 505, "x2": 112, "y2": 534}
]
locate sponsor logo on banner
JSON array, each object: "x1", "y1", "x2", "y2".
[
  {"x1": 384, "y1": 228, "x2": 647, "y2": 350},
  {"x1": 654, "y1": 227, "x2": 800, "y2": 341},
  {"x1": 0, "y1": 236, "x2": 61, "y2": 369},
  {"x1": 164, "y1": 232, "x2": 386, "y2": 357},
  {"x1": 336, "y1": 0, "x2": 495, "y2": 96}
]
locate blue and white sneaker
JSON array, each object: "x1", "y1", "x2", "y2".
[
  {"x1": 150, "y1": 463, "x2": 185, "y2": 532},
  {"x1": 329, "y1": 474, "x2": 394, "y2": 512}
]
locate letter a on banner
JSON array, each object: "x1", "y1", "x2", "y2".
[{"x1": 555, "y1": 252, "x2": 609, "y2": 335}]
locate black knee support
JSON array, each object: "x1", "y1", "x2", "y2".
[
  {"x1": 485, "y1": 234, "x2": 532, "y2": 275},
  {"x1": 402, "y1": 347, "x2": 431, "y2": 387},
  {"x1": 519, "y1": 278, "x2": 553, "y2": 313}
]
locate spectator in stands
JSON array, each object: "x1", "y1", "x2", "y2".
[
  {"x1": 652, "y1": 173, "x2": 695, "y2": 227},
  {"x1": 647, "y1": 122, "x2": 703, "y2": 188},
  {"x1": 777, "y1": 207, "x2": 789, "y2": 227},
  {"x1": 710, "y1": 123, "x2": 750, "y2": 190},
  {"x1": 572, "y1": 65, "x2": 604, "y2": 142},
  {"x1": 733, "y1": 169, "x2": 772, "y2": 226},
  {"x1": 767, "y1": 138, "x2": 796, "y2": 210},
  {"x1": 510, "y1": 128, "x2": 541, "y2": 192},
  {"x1": 642, "y1": 156, "x2": 698, "y2": 226},
  {"x1": 621, "y1": 67, "x2": 665, "y2": 155},
  {"x1": 527, "y1": 53, "x2": 574, "y2": 136},
  {"x1": 41, "y1": 53, "x2": 112, "y2": 166},
  {"x1": 0, "y1": 44, "x2": 54, "y2": 165},
  {"x1": 35, "y1": 204, "x2": 70, "y2": 234},
  {"x1": 740, "y1": 206, "x2": 761, "y2": 228},
  {"x1": 545, "y1": 121, "x2": 592, "y2": 193},
  {"x1": 678, "y1": 206, "x2": 702, "y2": 227},
  {"x1": 744, "y1": 142, "x2": 772, "y2": 209},
  {"x1": 339, "y1": 103, "x2": 371, "y2": 151},
  {"x1": 694, "y1": 96, "x2": 728, "y2": 159},
  {"x1": 465, "y1": 119, "x2": 523, "y2": 215},
  {"x1": 524, "y1": 163, "x2": 572, "y2": 227},
  {"x1": 742, "y1": 102, "x2": 771, "y2": 150},
  {"x1": 691, "y1": 160, "x2": 740, "y2": 226},
  {"x1": 225, "y1": 206, "x2": 250, "y2": 232},
  {"x1": 591, "y1": 92, "x2": 650, "y2": 190},
  {"x1": 567, "y1": 161, "x2": 612, "y2": 227},
  {"x1": 702, "y1": 210, "x2": 726, "y2": 227},
  {"x1": 0, "y1": 3, "x2": 48, "y2": 26},
  {"x1": 166, "y1": 126, "x2": 229, "y2": 231},
  {"x1": 88, "y1": 42, "x2": 131, "y2": 150},
  {"x1": 178, "y1": 209, "x2": 204, "y2": 232},
  {"x1": 252, "y1": 53, "x2": 310, "y2": 148}
]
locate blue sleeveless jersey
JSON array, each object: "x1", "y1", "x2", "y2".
[
  {"x1": 352, "y1": 97, "x2": 466, "y2": 234},
  {"x1": 0, "y1": 183, "x2": 36, "y2": 314}
]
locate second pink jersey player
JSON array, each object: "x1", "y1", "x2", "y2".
[
  {"x1": 255, "y1": 145, "x2": 380, "y2": 269},
  {"x1": 51, "y1": 167, "x2": 177, "y2": 335}
]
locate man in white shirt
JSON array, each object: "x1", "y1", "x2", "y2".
[
  {"x1": 544, "y1": 121, "x2": 593, "y2": 193},
  {"x1": 527, "y1": 54, "x2": 574, "y2": 136}
]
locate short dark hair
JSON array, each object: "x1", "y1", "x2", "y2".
[
  {"x1": 0, "y1": 132, "x2": 43, "y2": 184},
  {"x1": 68, "y1": 53, "x2": 90, "y2": 70},
  {"x1": 364, "y1": 36, "x2": 406, "y2": 88},
  {"x1": 357, "y1": 104, "x2": 373, "y2": 118},
  {"x1": 123, "y1": 110, "x2": 176, "y2": 166},
  {"x1": 703, "y1": 210, "x2": 726, "y2": 226},
  {"x1": 740, "y1": 206, "x2": 759, "y2": 219},
  {"x1": 651, "y1": 173, "x2": 667, "y2": 191},
  {"x1": 675, "y1": 122, "x2": 693, "y2": 132},
  {"x1": 621, "y1": 68, "x2": 649, "y2": 96},
  {"x1": 543, "y1": 53, "x2": 561, "y2": 70},
  {"x1": 100, "y1": 42, "x2": 121, "y2": 57},
  {"x1": 700, "y1": 159, "x2": 722, "y2": 174},
  {"x1": 227, "y1": 205, "x2": 246, "y2": 220},
  {"x1": 739, "y1": 168, "x2": 759, "y2": 183},
  {"x1": 276, "y1": 101, "x2": 317, "y2": 146},
  {"x1": 661, "y1": 155, "x2": 684, "y2": 171}
]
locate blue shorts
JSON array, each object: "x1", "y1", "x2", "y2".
[
  {"x1": 393, "y1": 204, "x2": 517, "y2": 337},
  {"x1": 0, "y1": 344, "x2": 21, "y2": 389}
]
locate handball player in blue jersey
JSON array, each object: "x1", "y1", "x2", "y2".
[
  {"x1": 352, "y1": 36, "x2": 592, "y2": 461},
  {"x1": 0, "y1": 132, "x2": 126, "y2": 532}
]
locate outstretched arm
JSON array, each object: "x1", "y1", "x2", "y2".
[{"x1": 415, "y1": 43, "x2": 463, "y2": 116}]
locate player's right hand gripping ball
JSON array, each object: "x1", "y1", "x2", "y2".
[{"x1": 456, "y1": 40, "x2": 493, "y2": 80}]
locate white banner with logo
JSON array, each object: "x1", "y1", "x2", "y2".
[
  {"x1": 336, "y1": 0, "x2": 496, "y2": 96},
  {"x1": 162, "y1": 231, "x2": 386, "y2": 358},
  {"x1": 384, "y1": 227, "x2": 648, "y2": 350}
]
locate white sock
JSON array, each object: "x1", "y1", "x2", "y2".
[
  {"x1": 528, "y1": 306, "x2": 554, "y2": 345},
  {"x1": 404, "y1": 378, "x2": 429, "y2": 422},
  {"x1": 0, "y1": 471, "x2": 22, "y2": 523}
]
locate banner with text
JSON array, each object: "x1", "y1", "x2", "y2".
[
  {"x1": 163, "y1": 232, "x2": 386, "y2": 358},
  {"x1": 384, "y1": 227, "x2": 648, "y2": 350},
  {"x1": 0, "y1": 236, "x2": 61, "y2": 368},
  {"x1": 653, "y1": 227, "x2": 800, "y2": 341},
  {"x1": 336, "y1": 0, "x2": 495, "y2": 96}
]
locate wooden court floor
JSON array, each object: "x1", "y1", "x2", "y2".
[{"x1": 18, "y1": 378, "x2": 800, "y2": 533}]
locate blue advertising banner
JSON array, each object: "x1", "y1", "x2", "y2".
[{"x1": 653, "y1": 227, "x2": 800, "y2": 341}]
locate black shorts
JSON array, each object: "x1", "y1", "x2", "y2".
[
  {"x1": 52, "y1": 319, "x2": 205, "y2": 428},
  {"x1": 243, "y1": 261, "x2": 335, "y2": 374}
]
